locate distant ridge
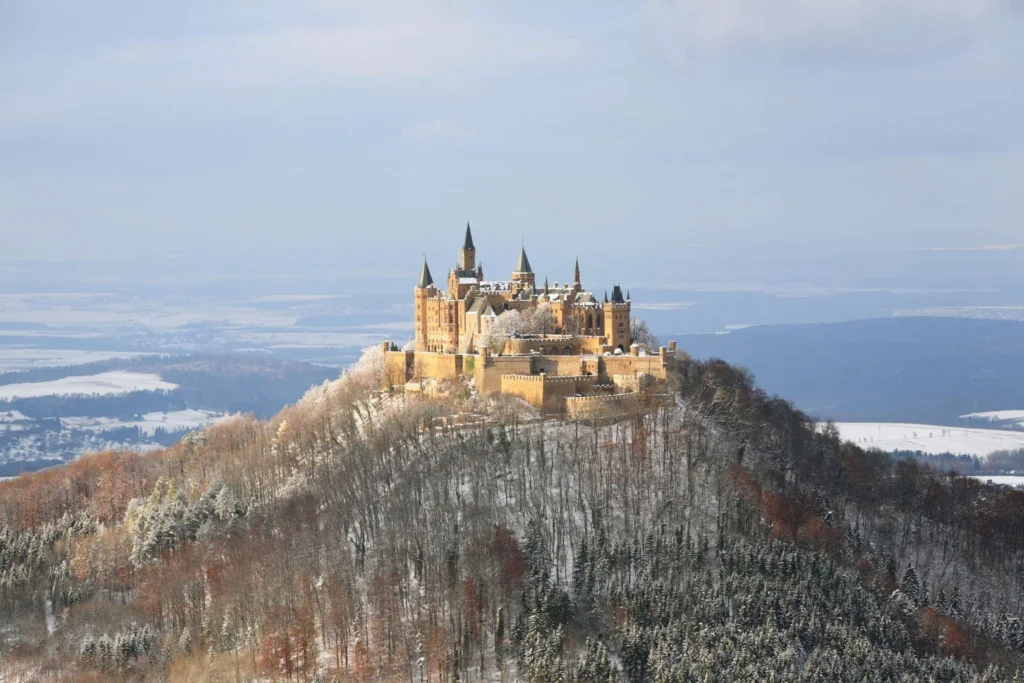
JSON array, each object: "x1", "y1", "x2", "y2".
[{"x1": 675, "y1": 316, "x2": 1024, "y2": 424}]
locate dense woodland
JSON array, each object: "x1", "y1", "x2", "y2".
[{"x1": 3, "y1": 347, "x2": 1024, "y2": 681}]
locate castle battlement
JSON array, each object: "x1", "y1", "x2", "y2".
[{"x1": 382, "y1": 223, "x2": 680, "y2": 415}]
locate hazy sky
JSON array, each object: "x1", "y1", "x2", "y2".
[{"x1": 2, "y1": 1, "x2": 1022, "y2": 283}]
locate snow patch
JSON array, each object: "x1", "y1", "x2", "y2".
[
  {"x1": 60, "y1": 409, "x2": 226, "y2": 436},
  {"x1": 832, "y1": 422, "x2": 1024, "y2": 457},
  {"x1": 970, "y1": 475, "x2": 1024, "y2": 488},
  {"x1": 0, "y1": 371, "x2": 177, "y2": 400}
]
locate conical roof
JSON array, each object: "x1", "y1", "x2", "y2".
[
  {"x1": 611, "y1": 284, "x2": 625, "y2": 304},
  {"x1": 417, "y1": 259, "x2": 434, "y2": 288},
  {"x1": 463, "y1": 222, "x2": 475, "y2": 250},
  {"x1": 573, "y1": 257, "x2": 580, "y2": 284},
  {"x1": 515, "y1": 245, "x2": 533, "y2": 274}
]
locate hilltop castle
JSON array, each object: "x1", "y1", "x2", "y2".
[{"x1": 383, "y1": 223, "x2": 678, "y2": 416}]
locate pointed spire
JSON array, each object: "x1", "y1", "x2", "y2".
[
  {"x1": 573, "y1": 257, "x2": 581, "y2": 285},
  {"x1": 515, "y1": 244, "x2": 533, "y2": 274},
  {"x1": 416, "y1": 258, "x2": 434, "y2": 288},
  {"x1": 627, "y1": 289, "x2": 631, "y2": 300},
  {"x1": 611, "y1": 285, "x2": 625, "y2": 304},
  {"x1": 604, "y1": 290, "x2": 608, "y2": 304},
  {"x1": 463, "y1": 222, "x2": 475, "y2": 250},
  {"x1": 544, "y1": 277, "x2": 549, "y2": 295},
  {"x1": 478, "y1": 261, "x2": 484, "y2": 280}
]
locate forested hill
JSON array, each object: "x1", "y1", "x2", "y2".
[{"x1": 3, "y1": 348, "x2": 1024, "y2": 681}]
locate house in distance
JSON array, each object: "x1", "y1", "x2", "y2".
[{"x1": 382, "y1": 223, "x2": 679, "y2": 416}]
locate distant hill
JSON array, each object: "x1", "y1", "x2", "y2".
[{"x1": 674, "y1": 317, "x2": 1024, "y2": 424}]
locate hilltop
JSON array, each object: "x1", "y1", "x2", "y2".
[{"x1": 1, "y1": 347, "x2": 1024, "y2": 681}]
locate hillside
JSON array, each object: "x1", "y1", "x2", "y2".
[{"x1": 2, "y1": 348, "x2": 1024, "y2": 681}]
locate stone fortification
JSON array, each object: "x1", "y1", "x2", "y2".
[{"x1": 382, "y1": 224, "x2": 681, "y2": 415}]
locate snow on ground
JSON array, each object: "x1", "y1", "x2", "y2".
[
  {"x1": 61, "y1": 409, "x2": 226, "y2": 436},
  {"x1": 0, "y1": 371, "x2": 176, "y2": 400},
  {"x1": 970, "y1": 475, "x2": 1024, "y2": 488},
  {"x1": 960, "y1": 410, "x2": 1024, "y2": 430},
  {"x1": 833, "y1": 422, "x2": 1024, "y2": 457},
  {"x1": 962, "y1": 410, "x2": 1024, "y2": 421},
  {"x1": 0, "y1": 348, "x2": 155, "y2": 372}
]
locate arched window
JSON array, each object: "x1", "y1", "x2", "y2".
[{"x1": 586, "y1": 313, "x2": 593, "y2": 330}]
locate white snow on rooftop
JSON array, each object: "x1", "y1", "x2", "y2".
[
  {"x1": 832, "y1": 422, "x2": 1024, "y2": 457},
  {"x1": 0, "y1": 371, "x2": 177, "y2": 400}
]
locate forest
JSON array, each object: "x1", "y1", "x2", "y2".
[{"x1": 2, "y1": 346, "x2": 1024, "y2": 681}]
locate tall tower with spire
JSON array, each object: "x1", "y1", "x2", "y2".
[
  {"x1": 573, "y1": 257, "x2": 581, "y2": 290},
  {"x1": 511, "y1": 243, "x2": 535, "y2": 294},
  {"x1": 414, "y1": 257, "x2": 434, "y2": 351},
  {"x1": 460, "y1": 222, "x2": 476, "y2": 271}
]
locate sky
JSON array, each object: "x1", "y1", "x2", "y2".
[{"x1": 1, "y1": 1, "x2": 1023, "y2": 286}]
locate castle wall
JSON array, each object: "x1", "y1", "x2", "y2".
[
  {"x1": 534, "y1": 354, "x2": 586, "y2": 377},
  {"x1": 503, "y1": 336, "x2": 583, "y2": 356},
  {"x1": 500, "y1": 373, "x2": 600, "y2": 413},
  {"x1": 382, "y1": 350, "x2": 415, "y2": 388},
  {"x1": 475, "y1": 355, "x2": 533, "y2": 395},
  {"x1": 565, "y1": 391, "x2": 645, "y2": 420},
  {"x1": 600, "y1": 354, "x2": 668, "y2": 382},
  {"x1": 499, "y1": 374, "x2": 546, "y2": 409},
  {"x1": 413, "y1": 351, "x2": 464, "y2": 382}
]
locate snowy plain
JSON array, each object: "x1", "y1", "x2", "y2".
[
  {"x1": 833, "y1": 422, "x2": 1024, "y2": 457},
  {"x1": 59, "y1": 409, "x2": 225, "y2": 436},
  {"x1": 969, "y1": 475, "x2": 1024, "y2": 488},
  {"x1": 0, "y1": 371, "x2": 177, "y2": 400},
  {"x1": 960, "y1": 410, "x2": 1024, "y2": 430}
]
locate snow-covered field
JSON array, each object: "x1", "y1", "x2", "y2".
[
  {"x1": 0, "y1": 348, "x2": 154, "y2": 372},
  {"x1": 961, "y1": 410, "x2": 1024, "y2": 430},
  {"x1": 833, "y1": 422, "x2": 1024, "y2": 457},
  {"x1": 970, "y1": 475, "x2": 1024, "y2": 488},
  {"x1": 0, "y1": 371, "x2": 177, "y2": 400},
  {"x1": 60, "y1": 409, "x2": 225, "y2": 436}
]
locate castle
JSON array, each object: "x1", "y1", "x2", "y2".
[{"x1": 383, "y1": 223, "x2": 678, "y2": 416}]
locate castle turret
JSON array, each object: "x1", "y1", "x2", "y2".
[
  {"x1": 511, "y1": 244, "x2": 535, "y2": 292},
  {"x1": 414, "y1": 258, "x2": 435, "y2": 351},
  {"x1": 604, "y1": 284, "x2": 630, "y2": 351},
  {"x1": 460, "y1": 222, "x2": 476, "y2": 271}
]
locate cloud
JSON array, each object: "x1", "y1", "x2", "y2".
[
  {"x1": 0, "y1": 4, "x2": 580, "y2": 129},
  {"x1": 632, "y1": 302, "x2": 694, "y2": 311},
  {"x1": 402, "y1": 118, "x2": 478, "y2": 142},
  {"x1": 648, "y1": 0, "x2": 1017, "y2": 64}
]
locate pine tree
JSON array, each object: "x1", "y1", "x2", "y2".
[
  {"x1": 900, "y1": 563, "x2": 921, "y2": 606},
  {"x1": 950, "y1": 584, "x2": 964, "y2": 621},
  {"x1": 576, "y1": 638, "x2": 617, "y2": 682}
]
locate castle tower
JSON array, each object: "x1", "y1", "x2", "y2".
[
  {"x1": 460, "y1": 222, "x2": 476, "y2": 271},
  {"x1": 603, "y1": 284, "x2": 631, "y2": 351},
  {"x1": 511, "y1": 244, "x2": 535, "y2": 292},
  {"x1": 414, "y1": 258, "x2": 435, "y2": 351}
]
